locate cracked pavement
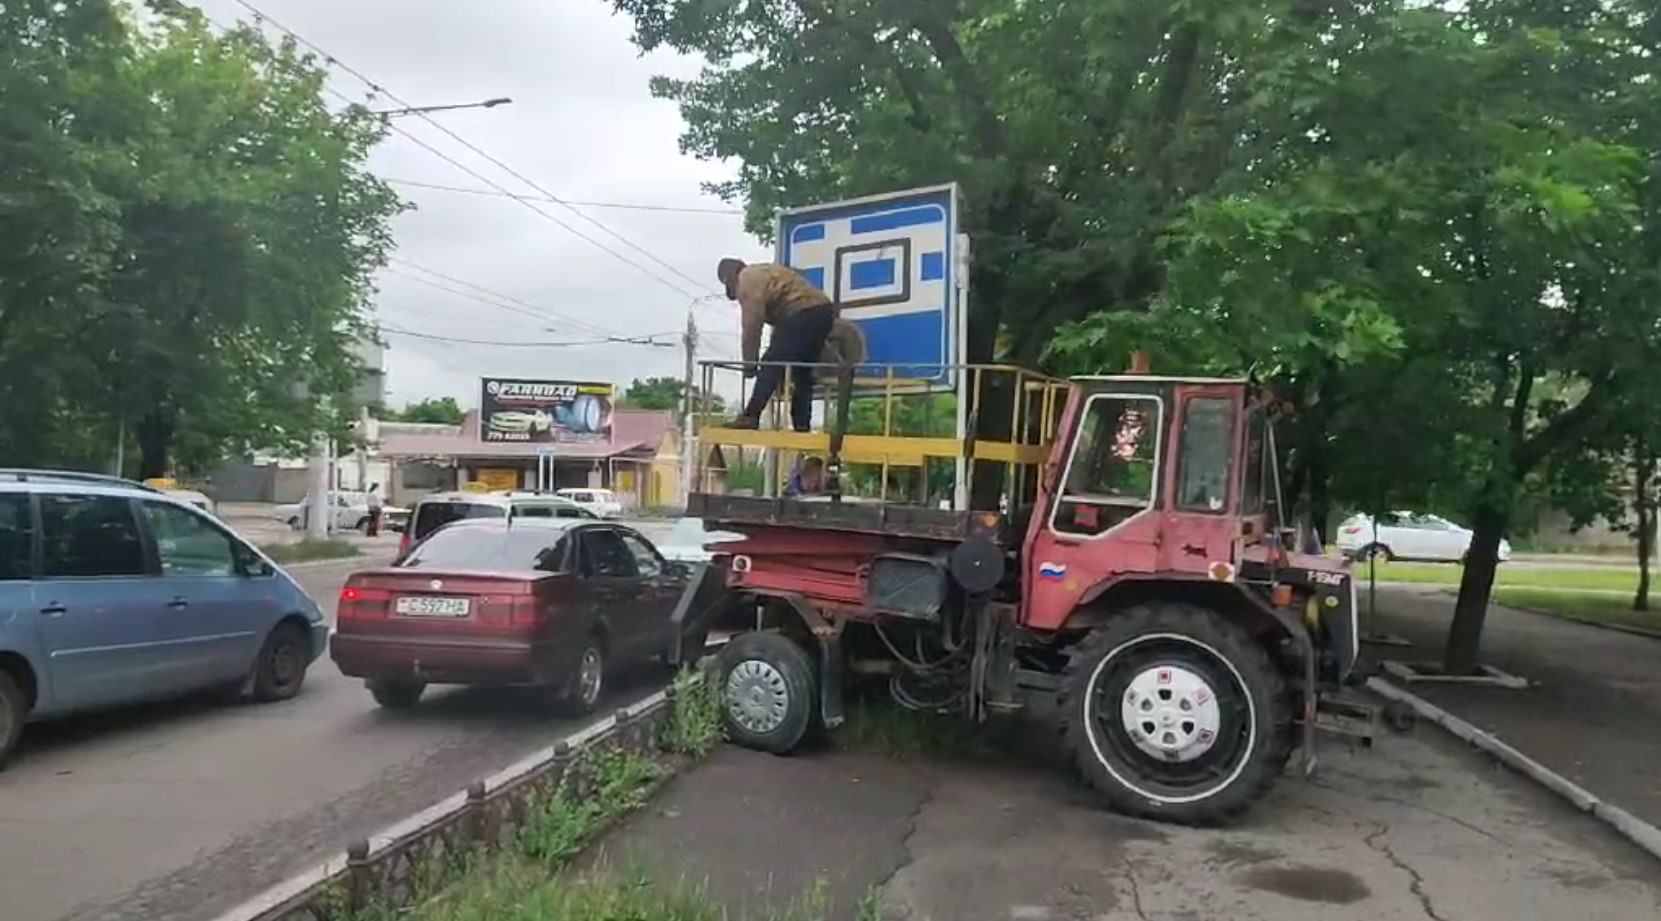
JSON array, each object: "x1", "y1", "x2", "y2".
[{"x1": 584, "y1": 713, "x2": 1661, "y2": 920}]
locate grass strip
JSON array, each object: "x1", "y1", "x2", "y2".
[
  {"x1": 1359, "y1": 560, "x2": 1637, "y2": 592},
  {"x1": 260, "y1": 538, "x2": 360, "y2": 564},
  {"x1": 1491, "y1": 587, "x2": 1661, "y2": 634}
]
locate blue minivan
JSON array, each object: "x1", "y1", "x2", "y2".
[{"x1": 0, "y1": 471, "x2": 328, "y2": 765}]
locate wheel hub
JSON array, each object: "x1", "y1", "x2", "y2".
[
  {"x1": 725, "y1": 660, "x2": 789, "y2": 733},
  {"x1": 1120, "y1": 664, "x2": 1222, "y2": 762},
  {"x1": 578, "y1": 648, "x2": 603, "y2": 704}
]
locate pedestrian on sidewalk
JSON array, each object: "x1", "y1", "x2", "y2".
[
  {"x1": 718, "y1": 257, "x2": 835, "y2": 433},
  {"x1": 366, "y1": 483, "x2": 383, "y2": 537}
]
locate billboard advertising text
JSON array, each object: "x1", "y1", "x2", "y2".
[{"x1": 480, "y1": 378, "x2": 614, "y2": 444}]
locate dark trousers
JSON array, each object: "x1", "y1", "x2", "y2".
[
  {"x1": 744, "y1": 304, "x2": 835, "y2": 431},
  {"x1": 366, "y1": 508, "x2": 381, "y2": 537}
]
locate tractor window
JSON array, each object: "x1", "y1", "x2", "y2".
[
  {"x1": 1053, "y1": 395, "x2": 1162, "y2": 537},
  {"x1": 1241, "y1": 410, "x2": 1267, "y2": 514},
  {"x1": 1177, "y1": 397, "x2": 1233, "y2": 513}
]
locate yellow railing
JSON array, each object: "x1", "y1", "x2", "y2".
[{"x1": 691, "y1": 360, "x2": 1069, "y2": 507}]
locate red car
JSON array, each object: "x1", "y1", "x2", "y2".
[{"x1": 330, "y1": 518, "x2": 690, "y2": 713}]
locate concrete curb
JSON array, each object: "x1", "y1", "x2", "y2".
[
  {"x1": 209, "y1": 688, "x2": 671, "y2": 921},
  {"x1": 1367, "y1": 677, "x2": 1661, "y2": 863}
]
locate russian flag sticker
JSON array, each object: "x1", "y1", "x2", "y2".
[{"x1": 1038, "y1": 562, "x2": 1067, "y2": 580}]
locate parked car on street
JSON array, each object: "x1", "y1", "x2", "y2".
[
  {"x1": 554, "y1": 487, "x2": 624, "y2": 519},
  {"x1": 1336, "y1": 511, "x2": 1512, "y2": 563},
  {"x1": 332, "y1": 518, "x2": 689, "y2": 713},
  {"x1": 0, "y1": 470, "x2": 327, "y2": 766},
  {"x1": 274, "y1": 491, "x2": 409, "y2": 533},
  {"x1": 399, "y1": 491, "x2": 596, "y2": 558}
]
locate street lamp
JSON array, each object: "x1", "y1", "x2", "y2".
[{"x1": 373, "y1": 97, "x2": 513, "y2": 118}]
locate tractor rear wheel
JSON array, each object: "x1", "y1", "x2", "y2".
[
  {"x1": 1058, "y1": 602, "x2": 1292, "y2": 825},
  {"x1": 716, "y1": 632, "x2": 817, "y2": 755}
]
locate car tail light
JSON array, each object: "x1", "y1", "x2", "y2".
[
  {"x1": 1341, "y1": 526, "x2": 1362, "y2": 535},
  {"x1": 338, "y1": 586, "x2": 392, "y2": 621},
  {"x1": 509, "y1": 596, "x2": 546, "y2": 627}
]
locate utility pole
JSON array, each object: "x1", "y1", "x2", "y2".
[
  {"x1": 680, "y1": 305, "x2": 698, "y2": 508},
  {"x1": 306, "y1": 433, "x2": 330, "y2": 541}
]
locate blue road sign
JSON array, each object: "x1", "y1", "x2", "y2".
[{"x1": 777, "y1": 185, "x2": 963, "y2": 386}]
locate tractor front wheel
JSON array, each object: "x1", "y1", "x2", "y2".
[
  {"x1": 715, "y1": 632, "x2": 818, "y2": 755},
  {"x1": 1058, "y1": 602, "x2": 1292, "y2": 825}
]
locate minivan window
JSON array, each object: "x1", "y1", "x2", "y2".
[
  {"x1": 413, "y1": 501, "x2": 506, "y2": 540},
  {"x1": 0, "y1": 494, "x2": 32, "y2": 580},
  {"x1": 141, "y1": 501, "x2": 236, "y2": 577},
  {"x1": 40, "y1": 494, "x2": 147, "y2": 577}
]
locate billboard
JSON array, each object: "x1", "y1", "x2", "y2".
[
  {"x1": 479, "y1": 378, "x2": 614, "y2": 444},
  {"x1": 777, "y1": 185, "x2": 964, "y2": 386}
]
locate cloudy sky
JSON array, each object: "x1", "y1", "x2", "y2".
[{"x1": 189, "y1": 0, "x2": 767, "y2": 409}]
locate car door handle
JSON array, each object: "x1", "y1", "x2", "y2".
[
  {"x1": 166, "y1": 597, "x2": 190, "y2": 610},
  {"x1": 39, "y1": 604, "x2": 67, "y2": 617}
]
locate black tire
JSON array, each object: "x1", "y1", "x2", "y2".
[
  {"x1": 368, "y1": 677, "x2": 425, "y2": 709},
  {"x1": 252, "y1": 622, "x2": 309, "y2": 702},
  {"x1": 286, "y1": 517, "x2": 300, "y2": 530},
  {"x1": 1057, "y1": 602, "x2": 1292, "y2": 825},
  {"x1": 0, "y1": 670, "x2": 27, "y2": 769},
  {"x1": 716, "y1": 631, "x2": 818, "y2": 755},
  {"x1": 555, "y1": 636, "x2": 606, "y2": 716},
  {"x1": 1361, "y1": 544, "x2": 1393, "y2": 563}
]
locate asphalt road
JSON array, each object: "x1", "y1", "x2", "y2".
[{"x1": 0, "y1": 555, "x2": 668, "y2": 921}]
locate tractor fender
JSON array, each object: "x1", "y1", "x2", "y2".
[
  {"x1": 716, "y1": 588, "x2": 847, "y2": 731},
  {"x1": 1066, "y1": 573, "x2": 1309, "y2": 651}
]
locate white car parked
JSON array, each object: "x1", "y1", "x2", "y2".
[
  {"x1": 555, "y1": 487, "x2": 624, "y2": 519},
  {"x1": 275, "y1": 491, "x2": 408, "y2": 532},
  {"x1": 1336, "y1": 512, "x2": 1511, "y2": 563},
  {"x1": 656, "y1": 517, "x2": 742, "y2": 564}
]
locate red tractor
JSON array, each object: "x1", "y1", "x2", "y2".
[{"x1": 675, "y1": 366, "x2": 1359, "y2": 824}]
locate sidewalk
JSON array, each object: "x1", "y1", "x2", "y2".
[
  {"x1": 1370, "y1": 585, "x2": 1661, "y2": 830},
  {"x1": 580, "y1": 722, "x2": 1661, "y2": 920}
]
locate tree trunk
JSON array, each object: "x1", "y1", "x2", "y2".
[
  {"x1": 1444, "y1": 503, "x2": 1509, "y2": 674},
  {"x1": 137, "y1": 408, "x2": 174, "y2": 480},
  {"x1": 1635, "y1": 442, "x2": 1654, "y2": 613}
]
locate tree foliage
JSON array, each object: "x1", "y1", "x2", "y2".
[
  {"x1": 622, "y1": 376, "x2": 725, "y2": 414},
  {"x1": 383, "y1": 396, "x2": 465, "y2": 425},
  {"x1": 0, "y1": 1, "x2": 402, "y2": 476},
  {"x1": 617, "y1": 0, "x2": 1661, "y2": 668}
]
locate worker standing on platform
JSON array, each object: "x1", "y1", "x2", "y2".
[{"x1": 718, "y1": 257, "x2": 835, "y2": 432}]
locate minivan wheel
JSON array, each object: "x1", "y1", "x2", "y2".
[
  {"x1": 0, "y1": 671, "x2": 27, "y2": 769},
  {"x1": 252, "y1": 622, "x2": 309, "y2": 702},
  {"x1": 368, "y1": 677, "x2": 426, "y2": 709}
]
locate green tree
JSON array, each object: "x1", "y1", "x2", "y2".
[
  {"x1": 0, "y1": 2, "x2": 402, "y2": 476},
  {"x1": 622, "y1": 376, "x2": 725, "y2": 414},
  {"x1": 385, "y1": 396, "x2": 465, "y2": 425}
]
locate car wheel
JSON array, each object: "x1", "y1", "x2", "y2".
[
  {"x1": 716, "y1": 631, "x2": 818, "y2": 755},
  {"x1": 1362, "y1": 543, "x2": 1393, "y2": 563},
  {"x1": 252, "y1": 622, "x2": 309, "y2": 702},
  {"x1": 0, "y1": 670, "x2": 28, "y2": 769},
  {"x1": 368, "y1": 678, "x2": 426, "y2": 710},
  {"x1": 556, "y1": 637, "x2": 606, "y2": 716},
  {"x1": 286, "y1": 517, "x2": 300, "y2": 530},
  {"x1": 1057, "y1": 602, "x2": 1292, "y2": 825}
]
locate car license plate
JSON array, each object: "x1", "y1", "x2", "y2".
[{"x1": 395, "y1": 596, "x2": 471, "y2": 617}]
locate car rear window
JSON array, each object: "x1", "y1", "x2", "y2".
[
  {"x1": 412, "y1": 501, "x2": 506, "y2": 540},
  {"x1": 401, "y1": 527, "x2": 569, "y2": 572}
]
